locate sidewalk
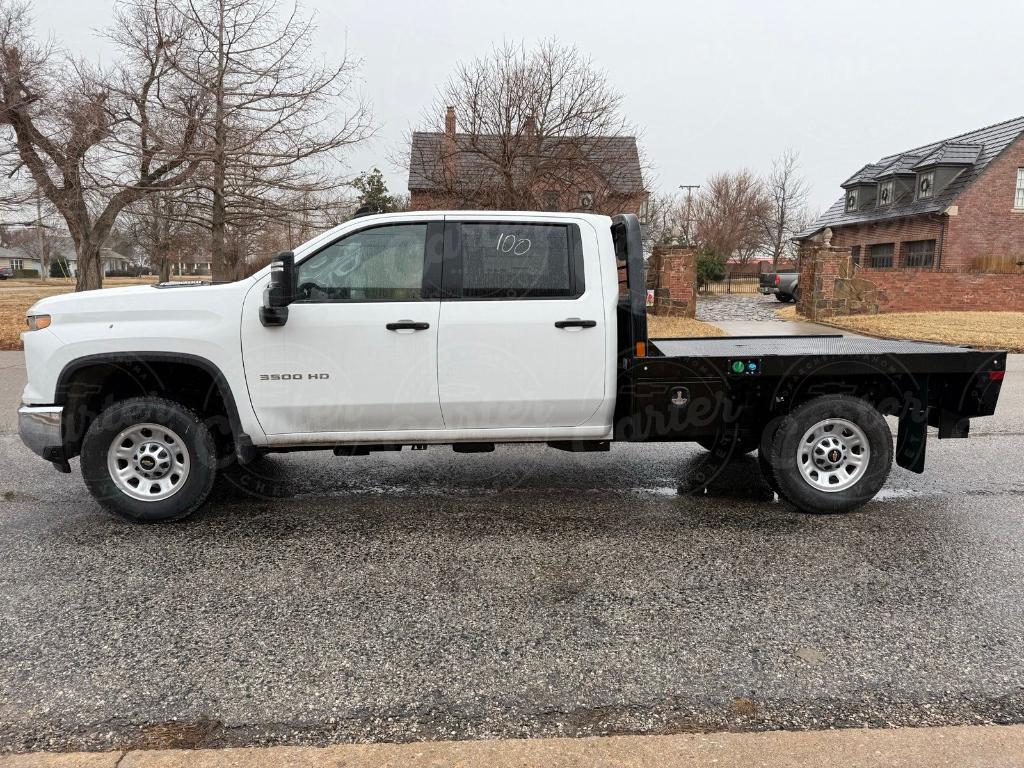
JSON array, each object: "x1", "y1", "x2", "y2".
[{"x1": 3, "y1": 725, "x2": 1023, "y2": 767}]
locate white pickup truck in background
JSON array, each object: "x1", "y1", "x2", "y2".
[{"x1": 18, "y1": 212, "x2": 1006, "y2": 522}]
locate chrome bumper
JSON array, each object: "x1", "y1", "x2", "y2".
[{"x1": 18, "y1": 405, "x2": 65, "y2": 461}]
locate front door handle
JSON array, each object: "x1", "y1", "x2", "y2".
[
  {"x1": 386, "y1": 320, "x2": 430, "y2": 331},
  {"x1": 554, "y1": 318, "x2": 597, "y2": 329}
]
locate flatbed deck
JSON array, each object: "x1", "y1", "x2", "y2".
[{"x1": 647, "y1": 335, "x2": 1004, "y2": 376}]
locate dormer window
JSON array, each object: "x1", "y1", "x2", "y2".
[
  {"x1": 917, "y1": 171, "x2": 935, "y2": 200},
  {"x1": 846, "y1": 189, "x2": 859, "y2": 211},
  {"x1": 878, "y1": 180, "x2": 894, "y2": 206}
]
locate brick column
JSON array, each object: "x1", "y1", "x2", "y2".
[
  {"x1": 797, "y1": 243, "x2": 879, "y2": 320},
  {"x1": 650, "y1": 245, "x2": 697, "y2": 317}
]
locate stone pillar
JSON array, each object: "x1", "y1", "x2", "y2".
[
  {"x1": 797, "y1": 242, "x2": 879, "y2": 320},
  {"x1": 650, "y1": 245, "x2": 697, "y2": 317}
]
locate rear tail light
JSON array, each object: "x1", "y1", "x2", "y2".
[
  {"x1": 989, "y1": 370, "x2": 1005, "y2": 381},
  {"x1": 774, "y1": 275, "x2": 781, "y2": 286}
]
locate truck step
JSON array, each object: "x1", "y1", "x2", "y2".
[{"x1": 452, "y1": 443, "x2": 495, "y2": 453}]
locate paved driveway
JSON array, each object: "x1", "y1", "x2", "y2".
[
  {"x1": 697, "y1": 294, "x2": 783, "y2": 322},
  {"x1": 1, "y1": 355, "x2": 1023, "y2": 752}
]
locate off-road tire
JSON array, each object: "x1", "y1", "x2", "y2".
[
  {"x1": 769, "y1": 395, "x2": 892, "y2": 514},
  {"x1": 81, "y1": 397, "x2": 217, "y2": 522}
]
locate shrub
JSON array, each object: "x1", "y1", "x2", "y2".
[
  {"x1": 696, "y1": 250, "x2": 727, "y2": 285},
  {"x1": 13, "y1": 269, "x2": 40, "y2": 279},
  {"x1": 50, "y1": 257, "x2": 72, "y2": 278}
]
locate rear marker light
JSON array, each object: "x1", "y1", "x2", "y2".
[{"x1": 988, "y1": 370, "x2": 1005, "y2": 381}]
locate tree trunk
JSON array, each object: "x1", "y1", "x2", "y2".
[{"x1": 75, "y1": 238, "x2": 105, "y2": 291}]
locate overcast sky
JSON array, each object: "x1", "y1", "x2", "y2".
[{"x1": 39, "y1": 0, "x2": 1024, "y2": 214}]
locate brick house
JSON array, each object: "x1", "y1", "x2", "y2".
[
  {"x1": 796, "y1": 115, "x2": 1024, "y2": 274},
  {"x1": 407, "y1": 107, "x2": 648, "y2": 217}
]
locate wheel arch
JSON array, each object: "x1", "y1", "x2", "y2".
[{"x1": 54, "y1": 352, "x2": 253, "y2": 462}]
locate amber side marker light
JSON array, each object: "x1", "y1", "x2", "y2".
[
  {"x1": 26, "y1": 314, "x2": 51, "y2": 331},
  {"x1": 636, "y1": 341, "x2": 646, "y2": 358}
]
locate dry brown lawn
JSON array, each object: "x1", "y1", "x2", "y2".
[
  {"x1": 776, "y1": 305, "x2": 1024, "y2": 352},
  {"x1": 647, "y1": 314, "x2": 727, "y2": 338},
  {"x1": 0, "y1": 277, "x2": 156, "y2": 350}
]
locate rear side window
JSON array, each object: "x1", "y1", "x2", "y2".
[{"x1": 451, "y1": 222, "x2": 584, "y2": 299}]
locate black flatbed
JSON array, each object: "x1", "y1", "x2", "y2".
[{"x1": 647, "y1": 335, "x2": 1005, "y2": 377}]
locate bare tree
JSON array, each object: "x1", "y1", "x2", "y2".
[
  {"x1": 0, "y1": 0, "x2": 205, "y2": 290},
  {"x1": 760, "y1": 150, "x2": 809, "y2": 269},
  {"x1": 167, "y1": 0, "x2": 373, "y2": 280},
  {"x1": 693, "y1": 170, "x2": 769, "y2": 265},
  {"x1": 405, "y1": 40, "x2": 645, "y2": 213},
  {"x1": 640, "y1": 191, "x2": 682, "y2": 252}
]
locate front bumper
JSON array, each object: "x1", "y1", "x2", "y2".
[{"x1": 18, "y1": 405, "x2": 65, "y2": 462}]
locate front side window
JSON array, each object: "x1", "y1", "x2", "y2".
[
  {"x1": 846, "y1": 189, "x2": 859, "y2": 211},
  {"x1": 903, "y1": 239, "x2": 936, "y2": 268},
  {"x1": 878, "y1": 180, "x2": 894, "y2": 206},
  {"x1": 868, "y1": 243, "x2": 895, "y2": 268},
  {"x1": 917, "y1": 171, "x2": 934, "y2": 199},
  {"x1": 455, "y1": 222, "x2": 581, "y2": 299},
  {"x1": 1015, "y1": 168, "x2": 1024, "y2": 209},
  {"x1": 295, "y1": 223, "x2": 428, "y2": 302}
]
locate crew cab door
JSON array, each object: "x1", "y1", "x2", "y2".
[
  {"x1": 437, "y1": 217, "x2": 606, "y2": 429},
  {"x1": 241, "y1": 220, "x2": 445, "y2": 436}
]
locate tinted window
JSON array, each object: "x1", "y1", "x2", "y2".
[
  {"x1": 296, "y1": 224, "x2": 427, "y2": 302},
  {"x1": 868, "y1": 243, "x2": 894, "y2": 268},
  {"x1": 457, "y1": 223, "x2": 580, "y2": 299}
]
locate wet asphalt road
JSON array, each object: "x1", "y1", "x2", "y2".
[{"x1": 1, "y1": 356, "x2": 1023, "y2": 752}]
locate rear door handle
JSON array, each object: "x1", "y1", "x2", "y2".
[
  {"x1": 555, "y1": 318, "x2": 597, "y2": 329},
  {"x1": 386, "y1": 320, "x2": 430, "y2": 331}
]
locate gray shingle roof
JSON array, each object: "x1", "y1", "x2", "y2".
[
  {"x1": 798, "y1": 115, "x2": 1024, "y2": 238},
  {"x1": 913, "y1": 142, "x2": 983, "y2": 169},
  {"x1": 408, "y1": 132, "x2": 645, "y2": 195}
]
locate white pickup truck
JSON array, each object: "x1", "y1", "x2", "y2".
[{"x1": 18, "y1": 212, "x2": 1006, "y2": 522}]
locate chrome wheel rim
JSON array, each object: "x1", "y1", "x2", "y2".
[
  {"x1": 106, "y1": 423, "x2": 190, "y2": 502},
  {"x1": 796, "y1": 418, "x2": 870, "y2": 493}
]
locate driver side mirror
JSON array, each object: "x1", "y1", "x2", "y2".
[{"x1": 260, "y1": 251, "x2": 295, "y2": 327}]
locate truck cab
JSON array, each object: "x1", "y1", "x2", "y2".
[{"x1": 17, "y1": 212, "x2": 1006, "y2": 522}]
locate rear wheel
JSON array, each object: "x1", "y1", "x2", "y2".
[
  {"x1": 81, "y1": 397, "x2": 217, "y2": 522},
  {"x1": 775, "y1": 293, "x2": 793, "y2": 303},
  {"x1": 768, "y1": 395, "x2": 892, "y2": 514}
]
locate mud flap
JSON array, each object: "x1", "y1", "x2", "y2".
[{"x1": 896, "y1": 378, "x2": 928, "y2": 474}]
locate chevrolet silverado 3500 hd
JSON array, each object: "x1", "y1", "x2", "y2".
[{"x1": 18, "y1": 212, "x2": 1006, "y2": 522}]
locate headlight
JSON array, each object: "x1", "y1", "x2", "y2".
[{"x1": 26, "y1": 314, "x2": 51, "y2": 331}]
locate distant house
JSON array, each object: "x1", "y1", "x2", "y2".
[
  {"x1": 0, "y1": 245, "x2": 42, "y2": 274},
  {"x1": 47, "y1": 241, "x2": 133, "y2": 277},
  {"x1": 796, "y1": 116, "x2": 1024, "y2": 273},
  {"x1": 408, "y1": 107, "x2": 649, "y2": 218}
]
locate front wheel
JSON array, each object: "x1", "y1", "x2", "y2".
[
  {"x1": 81, "y1": 397, "x2": 218, "y2": 522},
  {"x1": 768, "y1": 395, "x2": 892, "y2": 514}
]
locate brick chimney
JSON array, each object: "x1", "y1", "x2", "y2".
[
  {"x1": 445, "y1": 106, "x2": 456, "y2": 138},
  {"x1": 523, "y1": 113, "x2": 536, "y2": 144}
]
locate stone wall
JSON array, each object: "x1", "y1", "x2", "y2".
[
  {"x1": 649, "y1": 245, "x2": 697, "y2": 317},
  {"x1": 799, "y1": 242, "x2": 1024, "y2": 317}
]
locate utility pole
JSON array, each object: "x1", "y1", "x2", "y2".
[{"x1": 678, "y1": 184, "x2": 700, "y2": 246}]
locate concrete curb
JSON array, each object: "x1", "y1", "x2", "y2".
[{"x1": 3, "y1": 725, "x2": 1023, "y2": 767}]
